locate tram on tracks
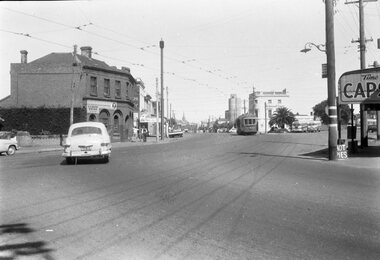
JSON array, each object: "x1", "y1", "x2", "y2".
[{"x1": 235, "y1": 113, "x2": 258, "y2": 135}]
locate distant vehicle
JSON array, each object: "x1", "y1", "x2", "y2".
[
  {"x1": 307, "y1": 121, "x2": 322, "y2": 132},
  {"x1": 62, "y1": 122, "x2": 111, "y2": 164},
  {"x1": 236, "y1": 114, "x2": 258, "y2": 135},
  {"x1": 168, "y1": 128, "x2": 183, "y2": 138},
  {"x1": 291, "y1": 122, "x2": 308, "y2": 133},
  {"x1": 268, "y1": 127, "x2": 290, "y2": 133},
  {"x1": 368, "y1": 119, "x2": 377, "y2": 133},
  {"x1": 0, "y1": 131, "x2": 19, "y2": 156},
  {"x1": 228, "y1": 127, "x2": 237, "y2": 134}
]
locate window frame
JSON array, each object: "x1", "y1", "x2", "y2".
[
  {"x1": 115, "y1": 80, "x2": 121, "y2": 99},
  {"x1": 104, "y1": 78, "x2": 111, "y2": 97},
  {"x1": 90, "y1": 76, "x2": 98, "y2": 96}
]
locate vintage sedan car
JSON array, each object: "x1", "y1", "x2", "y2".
[
  {"x1": 0, "y1": 131, "x2": 19, "y2": 156},
  {"x1": 62, "y1": 122, "x2": 111, "y2": 164}
]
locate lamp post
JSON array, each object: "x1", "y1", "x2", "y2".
[
  {"x1": 300, "y1": 42, "x2": 326, "y2": 54},
  {"x1": 300, "y1": 0, "x2": 337, "y2": 160}
]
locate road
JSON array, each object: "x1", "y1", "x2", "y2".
[{"x1": 0, "y1": 132, "x2": 379, "y2": 259}]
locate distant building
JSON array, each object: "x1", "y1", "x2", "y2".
[
  {"x1": 0, "y1": 46, "x2": 139, "y2": 137},
  {"x1": 249, "y1": 88, "x2": 290, "y2": 133},
  {"x1": 228, "y1": 94, "x2": 242, "y2": 123}
]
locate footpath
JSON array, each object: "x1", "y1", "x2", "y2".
[{"x1": 17, "y1": 136, "x2": 178, "y2": 155}]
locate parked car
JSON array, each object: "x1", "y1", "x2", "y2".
[
  {"x1": 307, "y1": 122, "x2": 321, "y2": 132},
  {"x1": 62, "y1": 122, "x2": 111, "y2": 164},
  {"x1": 268, "y1": 127, "x2": 290, "y2": 133},
  {"x1": 0, "y1": 131, "x2": 19, "y2": 156},
  {"x1": 228, "y1": 127, "x2": 237, "y2": 134},
  {"x1": 368, "y1": 124, "x2": 377, "y2": 133},
  {"x1": 291, "y1": 123, "x2": 308, "y2": 133},
  {"x1": 368, "y1": 119, "x2": 377, "y2": 133}
]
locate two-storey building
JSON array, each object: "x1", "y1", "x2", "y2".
[
  {"x1": 249, "y1": 88, "x2": 290, "y2": 133},
  {"x1": 0, "y1": 46, "x2": 138, "y2": 137}
]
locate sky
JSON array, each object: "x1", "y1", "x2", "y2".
[{"x1": 1, "y1": 0, "x2": 380, "y2": 123}]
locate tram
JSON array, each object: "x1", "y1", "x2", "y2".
[{"x1": 235, "y1": 113, "x2": 258, "y2": 135}]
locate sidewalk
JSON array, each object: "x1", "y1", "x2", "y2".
[{"x1": 17, "y1": 136, "x2": 179, "y2": 154}]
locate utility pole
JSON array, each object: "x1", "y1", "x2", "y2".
[
  {"x1": 70, "y1": 45, "x2": 78, "y2": 126},
  {"x1": 325, "y1": 0, "x2": 338, "y2": 160},
  {"x1": 160, "y1": 39, "x2": 165, "y2": 140},
  {"x1": 346, "y1": 0, "x2": 377, "y2": 147},
  {"x1": 264, "y1": 102, "x2": 267, "y2": 133},
  {"x1": 243, "y1": 100, "x2": 246, "y2": 114},
  {"x1": 156, "y1": 78, "x2": 159, "y2": 142},
  {"x1": 166, "y1": 86, "x2": 169, "y2": 120},
  {"x1": 170, "y1": 103, "x2": 172, "y2": 128}
]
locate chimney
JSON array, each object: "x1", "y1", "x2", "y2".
[
  {"x1": 121, "y1": 66, "x2": 130, "y2": 73},
  {"x1": 80, "y1": 46, "x2": 92, "y2": 58},
  {"x1": 20, "y1": 50, "x2": 28, "y2": 64}
]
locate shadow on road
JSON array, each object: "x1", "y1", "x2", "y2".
[
  {"x1": 0, "y1": 223, "x2": 54, "y2": 260},
  {"x1": 239, "y1": 151, "x2": 328, "y2": 161}
]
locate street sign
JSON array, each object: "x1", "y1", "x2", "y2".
[
  {"x1": 322, "y1": 63, "x2": 327, "y2": 78},
  {"x1": 337, "y1": 144, "x2": 348, "y2": 160},
  {"x1": 338, "y1": 67, "x2": 380, "y2": 104}
]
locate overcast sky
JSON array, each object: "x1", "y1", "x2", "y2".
[{"x1": 1, "y1": 0, "x2": 380, "y2": 123}]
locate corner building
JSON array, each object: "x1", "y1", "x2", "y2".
[
  {"x1": 0, "y1": 46, "x2": 138, "y2": 137},
  {"x1": 249, "y1": 89, "x2": 290, "y2": 133}
]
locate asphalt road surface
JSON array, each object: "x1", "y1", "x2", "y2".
[{"x1": 0, "y1": 132, "x2": 379, "y2": 259}]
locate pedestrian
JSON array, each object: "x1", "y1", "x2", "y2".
[{"x1": 142, "y1": 127, "x2": 147, "y2": 142}]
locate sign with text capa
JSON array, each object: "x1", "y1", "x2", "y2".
[
  {"x1": 338, "y1": 68, "x2": 380, "y2": 104},
  {"x1": 86, "y1": 100, "x2": 117, "y2": 114}
]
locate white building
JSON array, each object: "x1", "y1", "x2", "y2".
[
  {"x1": 249, "y1": 88, "x2": 290, "y2": 133},
  {"x1": 228, "y1": 94, "x2": 243, "y2": 123}
]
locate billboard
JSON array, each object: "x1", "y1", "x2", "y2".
[{"x1": 338, "y1": 67, "x2": 380, "y2": 104}]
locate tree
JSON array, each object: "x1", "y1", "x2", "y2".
[
  {"x1": 269, "y1": 107, "x2": 295, "y2": 129},
  {"x1": 313, "y1": 99, "x2": 351, "y2": 125}
]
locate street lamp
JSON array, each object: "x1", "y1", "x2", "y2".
[
  {"x1": 300, "y1": 42, "x2": 326, "y2": 54},
  {"x1": 300, "y1": 1, "x2": 338, "y2": 161}
]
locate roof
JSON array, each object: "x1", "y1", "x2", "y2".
[{"x1": 30, "y1": 52, "x2": 136, "y2": 82}]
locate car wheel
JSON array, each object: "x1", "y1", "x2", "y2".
[
  {"x1": 103, "y1": 155, "x2": 109, "y2": 163},
  {"x1": 7, "y1": 145, "x2": 16, "y2": 156},
  {"x1": 66, "y1": 157, "x2": 73, "y2": 165}
]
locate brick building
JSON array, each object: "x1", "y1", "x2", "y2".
[{"x1": 0, "y1": 46, "x2": 138, "y2": 138}]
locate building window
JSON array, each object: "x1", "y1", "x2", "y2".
[
  {"x1": 115, "y1": 80, "x2": 121, "y2": 99},
  {"x1": 278, "y1": 99, "x2": 282, "y2": 104},
  {"x1": 255, "y1": 109, "x2": 258, "y2": 117},
  {"x1": 254, "y1": 100, "x2": 258, "y2": 104},
  {"x1": 126, "y1": 82, "x2": 130, "y2": 100},
  {"x1": 90, "y1": 76, "x2": 97, "y2": 96},
  {"x1": 268, "y1": 109, "x2": 272, "y2": 118},
  {"x1": 268, "y1": 99, "x2": 272, "y2": 104},
  {"x1": 104, "y1": 79, "x2": 110, "y2": 97}
]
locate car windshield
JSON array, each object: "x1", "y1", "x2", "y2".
[
  {"x1": 71, "y1": 126, "x2": 102, "y2": 136},
  {"x1": 0, "y1": 132, "x2": 12, "y2": 139}
]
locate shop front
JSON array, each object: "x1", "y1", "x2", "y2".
[
  {"x1": 84, "y1": 98, "x2": 134, "y2": 141},
  {"x1": 338, "y1": 67, "x2": 380, "y2": 150}
]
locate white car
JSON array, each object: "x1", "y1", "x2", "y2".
[
  {"x1": 0, "y1": 132, "x2": 19, "y2": 156},
  {"x1": 62, "y1": 122, "x2": 111, "y2": 164}
]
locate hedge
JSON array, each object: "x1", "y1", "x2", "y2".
[{"x1": 0, "y1": 107, "x2": 86, "y2": 135}]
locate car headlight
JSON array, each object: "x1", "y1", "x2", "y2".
[{"x1": 63, "y1": 144, "x2": 70, "y2": 153}]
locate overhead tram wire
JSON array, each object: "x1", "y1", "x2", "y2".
[
  {"x1": 1, "y1": 7, "x2": 244, "y2": 96},
  {"x1": 0, "y1": 29, "x2": 72, "y2": 49},
  {"x1": 2, "y1": 7, "x2": 247, "y2": 94}
]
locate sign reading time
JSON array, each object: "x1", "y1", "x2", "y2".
[{"x1": 338, "y1": 68, "x2": 380, "y2": 104}]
